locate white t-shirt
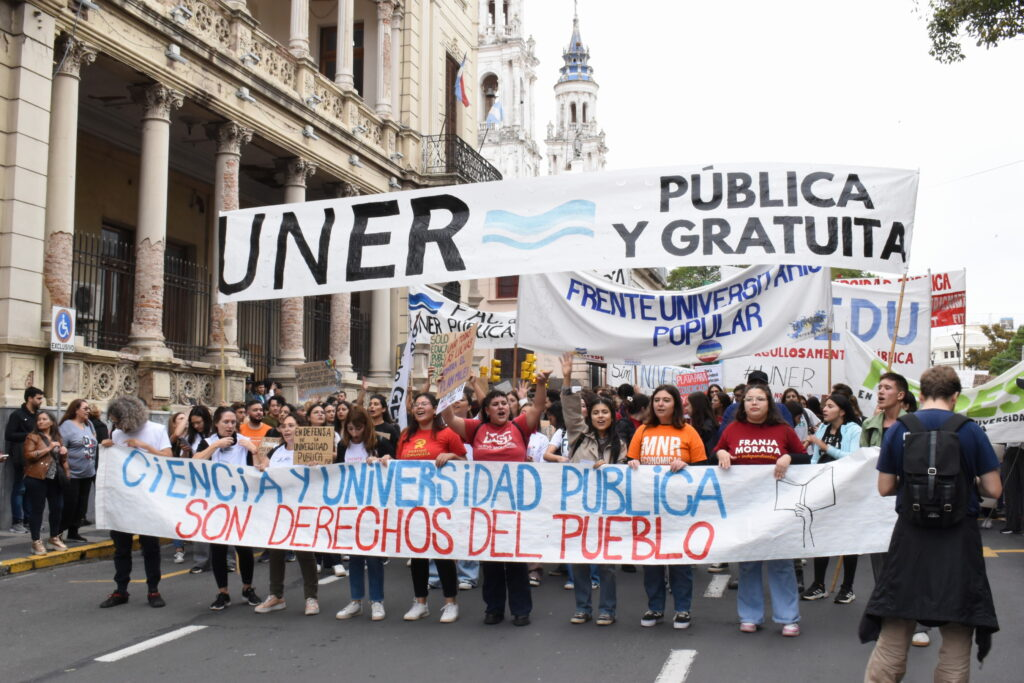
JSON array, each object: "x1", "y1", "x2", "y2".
[
  {"x1": 112, "y1": 421, "x2": 172, "y2": 453},
  {"x1": 268, "y1": 445, "x2": 295, "y2": 468},
  {"x1": 527, "y1": 432, "x2": 549, "y2": 463},
  {"x1": 345, "y1": 442, "x2": 369, "y2": 463},
  {"x1": 209, "y1": 434, "x2": 253, "y2": 466}
]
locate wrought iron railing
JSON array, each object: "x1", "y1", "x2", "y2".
[
  {"x1": 350, "y1": 307, "x2": 371, "y2": 379},
  {"x1": 303, "y1": 295, "x2": 332, "y2": 363},
  {"x1": 71, "y1": 231, "x2": 135, "y2": 351},
  {"x1": 163, "y1": 254, "x2": 210, "y2": 362},
  {"x1": 238, "y1": 299, "x2": 279, "y2": 382},
  {"x1": 422, "y1": 134, "x2": 503, "y2": 184}
]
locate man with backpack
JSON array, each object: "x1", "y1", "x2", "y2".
[{"x1": 861, "y1": 365, "x2": 1001, "y2": 682}]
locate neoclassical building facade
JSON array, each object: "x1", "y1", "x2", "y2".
[{"x1": 0, "y1": 0, "x2": 499, "y2": 409}]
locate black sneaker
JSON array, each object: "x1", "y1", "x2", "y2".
[
  {"x1": 67, "y1": 534, "x2": 89, "y2": 543},
  {"x1": 484, "y1": 612, "x2": 504, "y2": 625},
  {"x1": 707, "y1": 563, "x2": 728, "y2": 574},
  {"x1": 99, "y1": 592, "x2": 129, "y2": 608},
  {"x1": 189, "y1": 565, "x2": 205, "y2": 574},
  {"x1": 242, "y1": 587, "x2": 262, "y2": 606},
  {"x1": 210, "y1": 593, "x2": 231, "y2": 611},
  {"x1": 285, "y1": 551, "x2": 296, "y2": 562},
  {"x1": 673, "y1": 611, "x2": 692, "y2": 630},
  {"x1": 801, "y1": 584, "x2": 828, "y2": 601},
  {"x1": 512, "y1": 614, "x2": 531, "y2": 627},
  {"x1": 620, "y1": 564, "x2": 637, "y2": 573},
  {"x1": 1000, "y1": 528, "x2": 1020, "y2": 535},
  {"x1": 147, "y1": 592, "x2": 166, "y2": 608},
  {"x1": 727, "y1": 577, "x2": 739, "y2": 590},
  {"x1": 640, "y1": 610, "x2": 664, "y2": 627},
  {"x1": 834, "y1": 588, "x2": 856, "y2": 604},
  {"x1": 257, "y1": 551, "x2": 271, "y2": 563}
]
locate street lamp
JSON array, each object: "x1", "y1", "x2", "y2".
[{"x1": 951, "y1": 331, "x2": 963, "y2": 370}]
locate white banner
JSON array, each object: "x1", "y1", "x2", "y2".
[
  {"x1": 217, "y1": 164, "x2": 918, "y2": 302},
  {"x1": 408, "y1": 285, "x2": 515, "y2": 349},
  {"x1": 517, "y1": 266, "x2": 832, "y2": 365},
  {"x1": 837, "y1": 269, "x2": 966, "y2": 328},
  {"x1": 607, "y1": 363, "x2": 712, "y2": 394},
  {"x1": 842, "y1": 334, "x2": 1024, "y2": 442},
  {"x1": 388, "y1": 315, "x2": 419, "y2": 430},
  {"x1": 724, "y1": 277, "x2": 931, "y2": 397},
  {"x1": 96, "y1": 446, "x2": 895, "y2": 563}
]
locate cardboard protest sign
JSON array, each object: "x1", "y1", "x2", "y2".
[
  {"x1": 293, "y1": 426, "x2": 335, "y2": 466},
  {"x1": 409, "y1": 286, "x2": 515, "y2": 348},
  {"x1": 295, "y1": 360, "x2": 343, "y2": 403},
  {"x1": 98, "y1": 446, "x2": 895, "y2": 563},
  {"x1": 256, "y1": 437, "x2": 282, "y2": 464},
  {"x1": 435, "y1": 325, "x2": 477, "y2": 411},
  {"x1": 217, "y1": 164, "x2": 919, "y2": 302}
]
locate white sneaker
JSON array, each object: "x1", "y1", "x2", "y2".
[
  {"x1": 254, "y1": 596, "x2": 286, "y2": 613},
  {"x1": 333, "y1": 564, "x2": 348, "y2": 577},
  {"x1": 439, "y1": 603, "x2": 459, "y2": 623},
  {"x1": 173, "y1": 550, "x2": 185, "y2": 564},
  {"x1": 305, "y1": 598, "x2": 320, "y2": 616},
  {"x1": 912, "y1": 631, "x2": 931, "y2": 647},
  {"x1": 404, "y1": 601, "x2": 430, "y2": 621},
  {"x1": 335, "y1": 600, "x2": 362, "y2": 619},
  {"x1": 458, "y1": 581, "x2": 473, "y2": 591},
  {"x1": 370, "y1": 601, "x2": 386, "y2": 621}
]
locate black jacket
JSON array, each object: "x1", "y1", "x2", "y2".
[{"x1": 4, "y1": 404, "x2": 37, "y2": 462}]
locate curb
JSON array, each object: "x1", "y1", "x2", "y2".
[{"x1": 0, "y1": 537, "x2": 161, "y2": 576}]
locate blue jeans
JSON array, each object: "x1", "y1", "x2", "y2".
[
  {"x1": 737, "y1": 560, "x2": 800, "y2": 625},
  {"x1": 573, "y1": 564, "x2": 616, "y2": 615},
  {"x1": 8, "y1": 458, "x2": 28, "y2": 523},
  {"x1": 429, "y1": 559, "x2": 479, "y2": 587},
  {"x1": 566, "y1": 564, "x2": 600, "y2": 584},
  {"x1": 348, "y1": 555, "x2": 384, "y2": 602},
  {"x1": 642, "y1": 564, "x2": 693, "y2": 613}
]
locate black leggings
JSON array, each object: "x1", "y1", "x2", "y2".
[
  {"x1": 24, "y1": 477, "x2": 62, "y2": 541},
  {"x1": 61, "y1": 477, "x2": 93, "y2": 535},
  {"x1": 813, "y1": 555, "x2": 858, "y2": 591},
  {"x1": 411, "y1": 558, "x2": 458, "y2": 598},
  {"x1": 211, "y1": 545, "x2": 254, "y2": 589}
]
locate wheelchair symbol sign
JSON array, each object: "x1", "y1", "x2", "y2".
[{"x1": 50, "y1": 306, "x2": 76, "y2": 352}]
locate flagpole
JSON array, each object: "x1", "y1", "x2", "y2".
[{"x1": 886, "y1": 273, "x2": 909, "y2": 372}]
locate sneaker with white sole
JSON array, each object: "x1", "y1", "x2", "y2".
[
  {"x1": 335, "y1": 600, "x2": 362, "y2": 619},
  {"x1": 640, "y1": 610, "x2": 664, "y2": 627},
  {"x1": 254, "y1": 595, "x2": 286, "y2": 613},
  {"x1": 305, "y1": 598, "x2": 320, "y2": 616},
  {"x1": 782, "y1": 623, "x2": 801, "y2": 637},
  {"x1": 833, "y1": 588, "x2": 855, "y2": 604},
  {"x1": 404, "y1": 601, "x2": 430, "y2": 621},
  {"x1": 370, "y1": 601, "x2": 386, "y2": 621},
  {"x1": 333, "y1": 564, "x2": 348, "y2": 577},
  {"x1": 912, "y1": 631, "x2": 931, "y2": 647},
  {"x1": 173, "y1": 550, "x2": 185, "y2": 564},
  {"x1": 458, "y1": 581, "x2": 474, "y2": 591},
  {"x1": 673, "y1": 611, "x2": 692, "y2": 629},
  {"x1": 439, "y1": 603, "x2": 459, "y2": 623},
  {"x1": 800, "y1": 584, "x2": 828, "y2": 601}
]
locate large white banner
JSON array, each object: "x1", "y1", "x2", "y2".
[
  {"x1": 724, "y1": 277, "x2": 931, "y2": 397},
  {"x1": 217, "y1": 164, "x2": 918, "y2": 302},
  {"x1": 607, "y1": 363, "x2": 716, "y2": 394},
  {"x1": 842, "y1": 334, "x2": 1024, "y2": 442},
  {"x1": 96, "y1": 446, "x2": 895, "y2": 563},
  {"x1": 408, "y1": 285, "x2": 515, "y2": 348},
  {"x1": 517, "y1": 266, "x2": 832, "y2": 365},
  {"x1": 837, "y1": 269, "x2": 966, "y2": 328}
]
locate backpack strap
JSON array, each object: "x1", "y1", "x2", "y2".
[
  {"x1": 897, "y1": 413, "x2": 926, "y2": 433},
  {"x1": 940, "y1": 414, "x2": 970, "y2": 433}
]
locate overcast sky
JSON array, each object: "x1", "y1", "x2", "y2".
[{"x1": 521, "y1": 0, "x2": 1024, "y2": 327}]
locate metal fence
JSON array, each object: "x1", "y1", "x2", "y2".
[
  {"x1": 163, "y1": 254, "x2": 210, "y2": 361},
  {"x1": 422, "y1": 134, "x2": 503, "y2": 184},
  {"x1": 350, "y1": 307, "x2": 371, "y2": 379},
  {"x1": 238, "y1": 299, "x2": 278, "y2": 382},
  {"x1": 303, "y1": 295, "x2": 331, "y2": 363},
  {"x1": 71, "y1": 231, "x2": 135, "y2": 351}
]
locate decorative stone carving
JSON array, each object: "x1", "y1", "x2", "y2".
[
  {"x1": 206, "y1": 121, "x2": 253, "y2": 155},
  {"x1": 128, "y1": 83, "x2": 185, "y2": 121},
  {"x1": 54, "y1": 35, "x2": 97, "y2": 78}
]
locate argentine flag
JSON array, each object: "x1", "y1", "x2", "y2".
[{"x1": 486, "y1": 100, "x2": 505, "y2": 125}]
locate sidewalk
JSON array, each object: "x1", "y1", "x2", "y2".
[{"x1": 0, "y1": 526, "x2": 157, "y2": 576}]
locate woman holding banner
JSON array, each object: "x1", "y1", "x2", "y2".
[
  {"x1": 194, "y1": 407, "x2": 262, "y2": 611},
  {"x1": 560, "y1": 352, "x2": 628, "y2": 626},
  {"x1": 253, "y1": 414, "x2": 322, "y2": 616},
  {"x1": 387, "y1": 392, "x2": 467, "y2": 623},
  {"x1": 442, "y1": 369, "x2": 552, "y2": 627},
  {"x1": 627, "y1": 384, "x2": 707, "y2": 630},
  {"x1": 801, "y1": 394, "x2": 863, "y2": 604},
  {"x1": 715, "y1": 385, "x2": 807, "y2": 636}
]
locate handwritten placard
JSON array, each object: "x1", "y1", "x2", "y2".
[{"x1": 293, "y1": 426, "x2": 335, "y2": 466}]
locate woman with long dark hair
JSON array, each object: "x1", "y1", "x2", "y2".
[
  {"x1": 686, "y1": 391, "x2": 719, "y2": 458},
  {"x1": 23, "y1": 411, "x2": 68, "y2": 555},
  {"x1": 366, "y1": 393, "x2": 400, "y2": 446},
  {"x1": 711, "y1": 390, "x2": 732, "y2": 425},
  {"x1": 715, "y1": 384, "x2": 807, "y2": 636},
  {"x1": 58, "y1": 399, "x2": 97, "y2": 543},
  {"x1": 194, "y1": 406, "x2": 261, "y2": 611},
  {"x1": 801, "y1": 393, "x2": 863, "y2": 604}
]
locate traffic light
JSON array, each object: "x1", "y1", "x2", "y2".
[
  {"x1": 479, "y1": 364, "x2": 489, "y2": 378},
  {"x1": 520, "y1": 353, "x2": 537, "y2": 382},
  {"x1": 489, "y1": 358, "x2": 502, "y2": 383}
]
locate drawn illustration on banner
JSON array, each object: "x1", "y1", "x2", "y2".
[
  {"x1": 775, "y1": 468, "x2": 836, "y2": 547},
  {"x1": 482, "y1": 199, "x2": 596, "y2": 249}
]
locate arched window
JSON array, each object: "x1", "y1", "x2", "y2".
[
  {"x1": 570, "y1": 102, "x2": 577, "y2": 124},
  {"x1": 481, "y1": 73, "x2": 499, "y2": 124},
  {"x1": 582, "y1": 102, "x2": 588, "y2": 123}
]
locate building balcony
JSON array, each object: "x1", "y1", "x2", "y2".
[{"x1": 422, "y1": 134, "x2": 502, "y2": 184}]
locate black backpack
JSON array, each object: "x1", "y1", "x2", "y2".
[{"x1": 897, "y1": 413, "x2": 970, "y2": 528}]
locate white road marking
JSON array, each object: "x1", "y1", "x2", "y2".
[
  {"x1": 95, "y1": 626, "x2": 208, "y2": 663},
  {"x1": 654, "y1": 649, "x2": 697, "y2": 683},
  {"x1": 318, "y1": 575, "x2": 340, "y2": 585},
  {"x1": 703, "y1": 574, "x2": 729, "y2": 598}
]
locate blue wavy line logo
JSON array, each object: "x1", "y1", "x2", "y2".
[
  {"x1": 482, "y1": 199, "x2": 596, "y2": 250},
  {"x1": 408, "y1": 292, "x2": 443, "y2": 314}
]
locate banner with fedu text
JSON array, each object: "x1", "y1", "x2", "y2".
[
  {"x1": 517, "y1": 266, "x2": 832, "y2": 365},
  {"x1": 842, "y1": 334, "x2": 1024, "y2": 442},
  {"x1": 96, "y1": 446, "x2": 896, "y2": 563},
  {"x1": 836, "y1": 269, "x2": 965, "y2": 328},
  {"x1": 408, "y1": 285, "x2": 516, "y2": 349},
  {"x1": 216, "y1": 164, "x2": 918, "y2": 302}
]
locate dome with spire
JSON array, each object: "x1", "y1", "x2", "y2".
[{"x1": 558, "y1": 5, "x2": 594, "y2": 83}]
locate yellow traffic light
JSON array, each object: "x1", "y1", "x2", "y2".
[{"x1": 490, "y1": 358, "x2": 502, "y2": 383}]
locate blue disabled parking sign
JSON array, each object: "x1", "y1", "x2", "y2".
[{"x1": 50, "y1": 306, "x2": 76, "y2": 353}]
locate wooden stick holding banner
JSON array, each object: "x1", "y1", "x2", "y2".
[{"x1": 886, "y1": 274, "x2": 909, "y2": 371}]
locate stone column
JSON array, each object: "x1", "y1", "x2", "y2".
[
  {"x1": 335, "y1": 0, "x2": 355, "y2": 90},
  {"x1": 126, "y1": 83, "x2": 183, "y2": 355},
  {"x1": 43, "y1": 36, "x2": 95, "y2": 313},
  {"x1": 368, "y1": 288, "x2": 391, "y2": 382},
  {"x1": 374, "y1": 0, "x2": 394, "y2": 119},
  {"x1": 289, "y1": 0, "x2": 310, "y2": 59},
  {"x1": 324, "y1": 182, "x2": 358, "y2": 379},
  {"x1": 206, "y1": 121, "x2": 252, "y2": 358},
  {"x1": 275, "y1": 158, "x2": 317, "y2": 369},
  {"x1": 390, "y1": 5, "x2": 403, "y2": 119}
]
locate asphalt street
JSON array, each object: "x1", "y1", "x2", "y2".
[{"x1": 2, "y1": 526, "x2": 1022, "y2": 683}]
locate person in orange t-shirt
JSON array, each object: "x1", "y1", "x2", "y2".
[
  {"x1": 626, "y1": 384, "x2": 707, "y2": 631},
  {"x1": 238, "y1": 400, "x2": 276, "y2": 449}
]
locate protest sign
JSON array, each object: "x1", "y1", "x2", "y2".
[
  {"x1": 724, "y1": 276, "x2": 931, "y2": 397},
  {"x1": 435, "y1": 326, "x2": 477, "y2": 411},
  {"x1": 293, "y1": 426, "x2": 335, "y2": 466},
  {"x1": 97, "y1": 446, "x2": 895, "y2": 563},
  {"x1": 842, "y1": 334, "x2": 1024, "y2": 442},
  {"x1": 607, "y1": 363, "x2": 711, "y2": 394},
  {"x1": 836, "y1": 269, "x2": 965, "y2": 328},
  {"x1": 517, "y1": 266, "x2": 832, "y2": 365},
  {"x1": 257, "y1": 437, "x2": 282, "y2": 464},
  {"x1": 217, "y1": 164, "x2": 919, "y2": 302},
  {"x1": 294, "y1": 360, "x2": 343, "y2": 403},
  {"x1": 409, "y1": 286, "x2": 515, "y2": 348}
]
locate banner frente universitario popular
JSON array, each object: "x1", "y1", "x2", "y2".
[
  {"x1": 724, "y1": 276, "x2": 931, "y2": 397},
  {"x1": 97, "y1": 446, "x2": 895, "y2": 564},
  {"x1": 842, "y1": 334, "x2": 1024, "y2": 442},
  {"x1": 517, "y1": 266, "x2": 832, "y2": 366},
  {"x1": 216, "y1": 164, "x2": 918, "y2": 302},
  {"x1": 836, "y1": 269, "x2": 965, "y2": 328},
  {"x1": 408, "y1": 285, "x2": 515, "y2": 349}
]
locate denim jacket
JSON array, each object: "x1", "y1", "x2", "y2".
[{"x1": 808, "y1": 422, "x2": 863, "y2": 464}]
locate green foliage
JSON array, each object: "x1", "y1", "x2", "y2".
[
  {"x1": 965, "y1": 324, "x2": 1013, "y2": 370},
  {"x1": 987, "y1": 325, "x2": 1024, "y2": 376},
  {"x1": 667, "y1": 266, "x2": 720, "y2": 290},
  {"x1": 830, "y1": 268, "x2": 875, "y2": 280},
  {"x1": 925, "y1": 0, "x2": 1024, "y2": 63}
]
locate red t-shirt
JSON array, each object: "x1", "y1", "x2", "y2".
[
  {"x1": 462, "y1": 414, "x2": 534, "y2": 462},
  {"x1": 714, "y1": 421, "x2": 806, "y2": 465},
  {"x1": 396, "y1": 427, "x2": 467, "y2": 461}
]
